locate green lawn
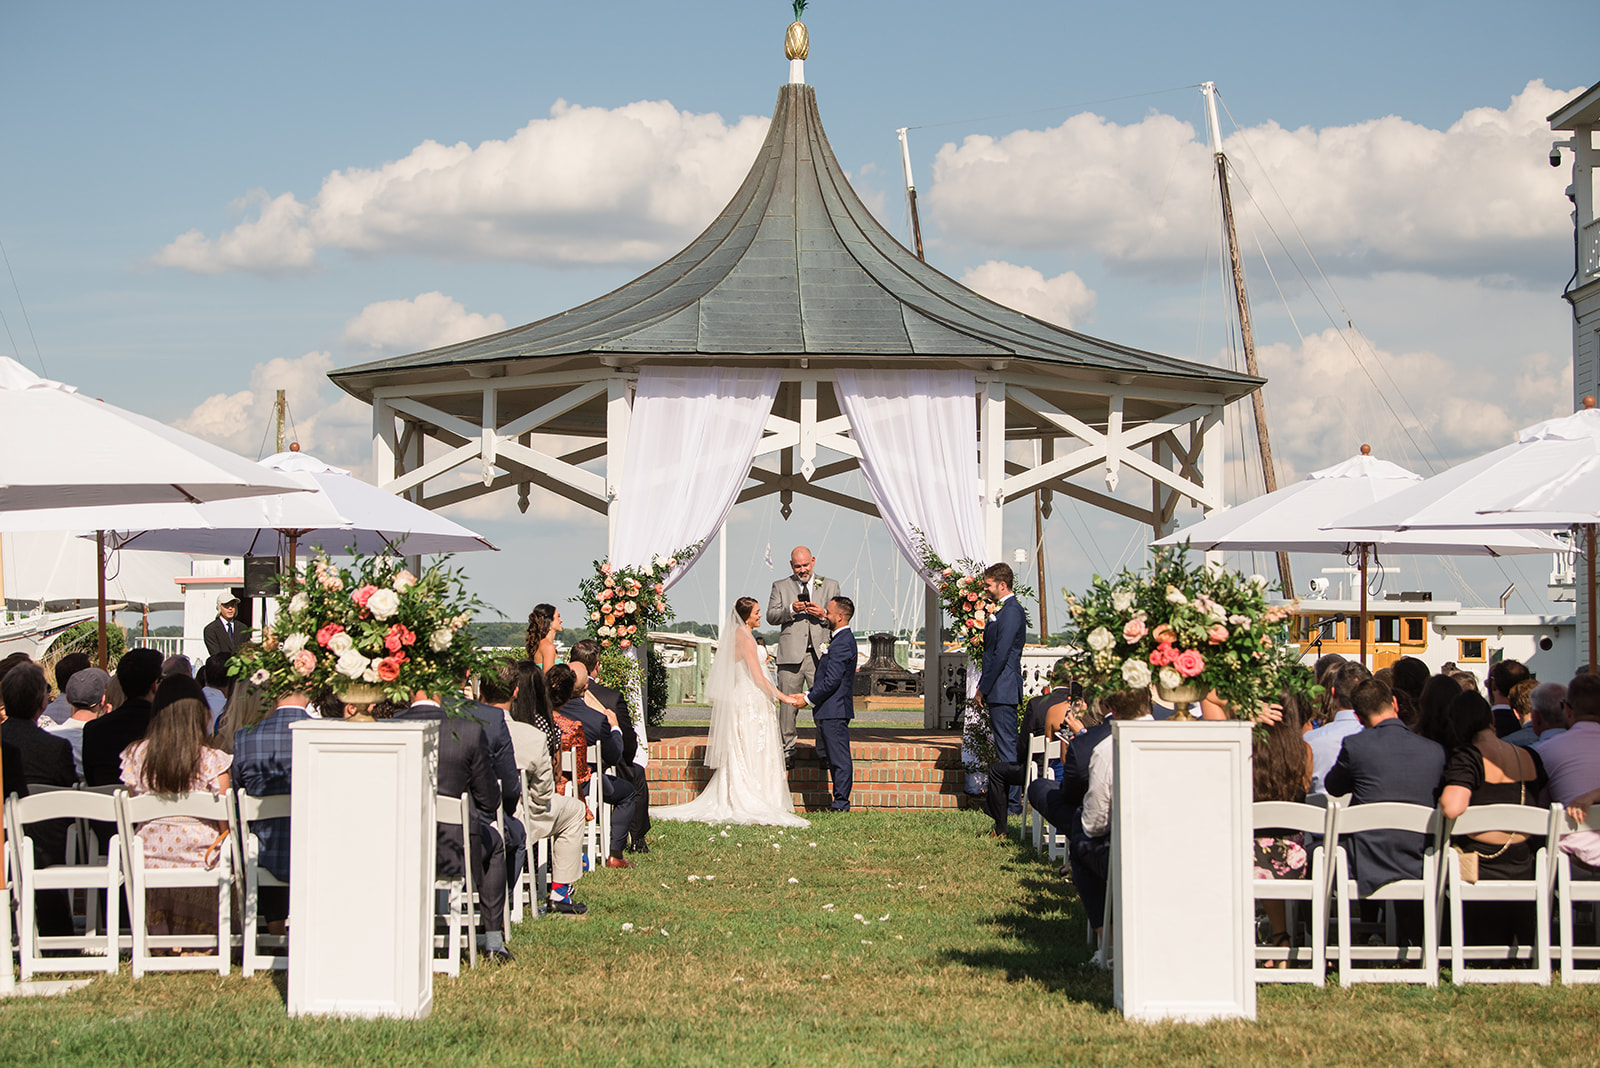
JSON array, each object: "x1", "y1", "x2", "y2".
[{"x1": 3, "y1": 810, "x2": 1599, "y2": 1065}]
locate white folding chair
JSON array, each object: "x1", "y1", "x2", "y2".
[
  {"x1": 6, "y1": 788, "x2": 123, "y2": 978},
  {"x1": 1556, "y1": 804, "x2": 1600, "y2": 984},
  {"x1": 118, "y1": 791, "x2": 234, "y2": 977},
  {"x1": 1023, "y1": 734, "x2": 1048, "y2": 852},
  {"x1": 433, "y1": 793, "x2": 477, "y2": 976},
  {"x1": 1442, "y1": 802, "x2": 1558, "y2": 985},
  {"x1": 562, "y1": 744, "x2": 608, "y2": 870},
  {"x1": 1252, "y1": 798, "x2": 1339, "y2": 986},
  {"x1": 1333, "y1": 802, "x2": 1448, "y2": 986},
  {"x1": 233, "y1": 791, "x2": 291, "y2": 977},
  {"x1": 510, "y1": 767, "x2": 552, "y2": 923}
]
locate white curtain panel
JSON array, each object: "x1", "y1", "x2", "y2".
[
  {"x1": 834, "y1": 369, "x2": 988, "y2": 585},
  {"x1": 610, "y1": 365, "x2": 780, "y2": 588}
]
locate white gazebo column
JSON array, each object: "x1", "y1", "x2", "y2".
[
  {"x1": 1202, "y1": 407, "x2": 1228, "y2": 569},
  {"x1": 372, "y1": 395, "x2": 398, "y2": 488},
  {"x1": 980, "y1": 379, "x2": 1006, "y2": 564},
  {"x1": 606, "y1": 375, "x2": 633, "y2": 556}
]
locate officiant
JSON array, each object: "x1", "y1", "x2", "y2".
[{"x1": 767, "y1": 546, "x2": 840, "y2": 769}]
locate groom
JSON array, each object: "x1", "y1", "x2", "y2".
[{"x1": 795, "y1": 596, "x2": 857, "y2": 811}]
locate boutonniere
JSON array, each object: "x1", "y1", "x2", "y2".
[{"x1": 811, "y1": 574, "x2": 825, "y2": 585}]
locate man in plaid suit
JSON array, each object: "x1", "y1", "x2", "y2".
[{"x1": 233, "y1": 689, "x2": 313, "y2": 925}]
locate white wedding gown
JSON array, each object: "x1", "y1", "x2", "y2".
[{"x1": 654, "y1": 643, "x2": 809, "y2": 828}]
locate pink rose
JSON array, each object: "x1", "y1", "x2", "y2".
[
  {"x1": 1207, "y1": 624, "x2": 1229, "y2": 645},
  {"x1": 385, "y1": 623, "x2": 416, "y2": 654},
  {"x1": 1122, "y1": 618, "x2": 1147, "y2": 642},
  {"x1": 620, "y1": 638, "x2": 631, "y2": 649},
  {"x1": 316, "y1": 623, "x2": 344, "y2": 647},
  {"x1": 1149, "y1": 642, "x2": 1175, "y2": 666},
  {"x1": 292, "y1": 649, "x2": 317, "y2": 676},
  {"x1": 376, "y1": 656, "x2": 402, "y2": 682},
  {"x1": 352, "y1": 584, "x2": 378, "y2": 608},
  {"x1": 1174, "y1": 649, "x2": 1205, "y2": 678},
  {"x1": 601, "y1": 564, "x2": 611, "y2": 574},
  {"x1": 1152, "y1": 624, "x2": 1177, "y2": 645},
  {"x1": 591, "y1": 611, "x2": 601, "y2": 621},
  {"x1": 654, "y1": 583, "x2": 664, "y2": 594}
]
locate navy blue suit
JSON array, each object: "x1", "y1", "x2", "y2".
[
  {"x1": 806, "y1": 626, "x2": 857, "y2": 811},
  {"x1": 462, "y1": 699, "x2": 526, "y2": 891},
  {"x1": 978, "y1": 596, "x2": 1026, "y2": 812},
  {"x1": 1323, "y1": 718, "x2": 1447, "y2": 896}
]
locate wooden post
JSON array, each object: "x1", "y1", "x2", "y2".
[
  {"x1": 96, "y1": 530, "x2": 109, "y2": 670},
  {"x1": 1358, "y1": 543, "x2": 1369, "y2": 670},
  {"x1": 1034, "y1": 492, "x2": 1048, "y2": 640}
]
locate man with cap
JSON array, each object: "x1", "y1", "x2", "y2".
[
  {"x1": 204, "y1": 595, "x2": 242, "y2": 658},
  {"x1": 45, "y1": 666, "x2": 112, "y2": 780}
]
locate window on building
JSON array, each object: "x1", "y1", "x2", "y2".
[
  {"x1": 1458, "y1": 638, "x2": 1487, "y2": 663},
  {"x1": 1374, "y1": 616, "x2": 1399, "y2": 643},
  {"x1": 1402, "y1": 617, "x2": 1426, "y2": 645}
]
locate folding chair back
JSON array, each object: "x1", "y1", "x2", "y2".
[
  {"x1": 1556, "y1": 803, "x2": 1600, "y2": 983},
  {"x1": 235, "y1": 791, "x2": 292, "y2": 977},
  {"x1": 1251, "y1": 799, "x2": 1338, "y2": 986},
  {"x1": 7, "y1": 788, "x2": 124, "y2": 978},
  {"x1": 1443, "y1": 802, "x2": 1556, "y2": 985},
  {"x1": 1333, "y1": 802, "x2": 1448, "y2": 986},
  {"x1": 1023, "y1": 734, "x2": 1049, "y2": 852},
  {"x1": 117, "y1": 790, "x2": 234, "y2": 977},
  {"x1": 433, "y1": 793, "x2": 477, "y2": 975}
]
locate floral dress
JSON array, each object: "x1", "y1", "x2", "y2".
[
  {"x1": 551, "y1": 712, "x2": 591, "y2": 795},
  {"x1": 121, "y1": 742, "x2": 233, "y2": 936}
]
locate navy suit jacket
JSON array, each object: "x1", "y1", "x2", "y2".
[
  {"x1": 1061, "y1": 721, "x2": 1113, "y2": 836},
  {"x1": 1323, "y1": 717, "x2": 1446, "y2": 895},
  {"x1": 462, "y1": 699, "x2": 521, "y2": 810},
  {"x1": 587, "y1": 680, "x2": 637, "y2": 764},
  {"x1": 978, "y1": 596, "x2": 1025, "y2": 706},
  {"x1": 559, "y1": 696, "x2": 625, "y2": 770},
  {"x1": 806, "y1": 627, "x2": 857, "y2": 721}
]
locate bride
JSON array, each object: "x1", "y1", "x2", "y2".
[{"x1": 653, "y1": 596, "x2": 809, "y2": 828}]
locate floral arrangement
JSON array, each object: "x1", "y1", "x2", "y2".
[
  {"x1": 229, "y1": 551, "x2": 489, "y2": 705},
  {"x1": 1063, "y1": 545, "x2": 1313, "y2": 722},
  {"x1": 913, "y1": 538, "x2": 1032, "y2": 666},
  {"x1": 576, "y1": 545, "x2": 699, "y2": 650}
]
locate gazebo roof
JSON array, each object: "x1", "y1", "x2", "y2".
[{"x1": 332, "y1": 82, "x2": 1261, "y2": 403}]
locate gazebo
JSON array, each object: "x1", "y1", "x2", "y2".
[{"x1": 330, "y1": 44, "x2": 1262, "y2": 723}]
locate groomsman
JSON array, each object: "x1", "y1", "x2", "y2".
[
  {"x1": 767, "y1": 546, "x2": 840, "y2": 768},
  {"x1": 977, "y1": 562, "x2": 1026, "y2": 815},
  {"x1": 797, "y1": 596, "x2": 857, "y2": 811}
]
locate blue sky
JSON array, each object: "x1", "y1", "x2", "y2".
[{"x1": 0, "y1": 2, "x2": 1592, "y2": 629}]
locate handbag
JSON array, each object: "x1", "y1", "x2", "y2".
[{"x1": 1452, "y1": 748, "x2": 1527, "y2": 884}]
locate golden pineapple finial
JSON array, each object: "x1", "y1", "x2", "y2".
[{"x1": 785, "y1": 0, "x2": 809, "y2": 60}]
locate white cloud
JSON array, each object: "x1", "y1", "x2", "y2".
[
  {"x1": 959, "y1": 260, "x2": 1097, "y2": 327},
  {"x1": 928, "y1": 80, "x2": 1582, "y2": 282},
  {"x1": 153, "y1": 99, "x2": 771, "y2": 275},
  {"x1": 342, "y1": 292, "x2": 507, "y2": 354}
]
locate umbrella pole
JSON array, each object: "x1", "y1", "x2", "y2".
[
  {"x1": 96, "y1": 530, "x2": 108, "y2": 670},
  {"x1": 1359, "y1": 544, "x2": 1369, "y2": 670},
  {"x1": 1589, "y1": 524, "x2": 1597, "y2": 675}
]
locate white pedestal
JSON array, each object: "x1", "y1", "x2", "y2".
[
  {"x1": 286, "y1": 720, "x2": 438, "y2": 1020},
  {"x1": 1111, "y1": 719, "x2": 1254, "y2": 1023}
]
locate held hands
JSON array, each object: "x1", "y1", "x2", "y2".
[{"x1": 781, "y1": 693, "x2": 807, "y2": 708}]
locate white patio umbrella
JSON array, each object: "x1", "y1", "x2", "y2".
[
  {"x1": 1155, "y1": 447, "x2": 1566, "y2": 665},
  {"x1": 1338, "y1": 399, "x2": 1600, "y2": 670}
]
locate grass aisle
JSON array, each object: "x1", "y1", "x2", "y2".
[{"x1": 3, "y1": 810, "x2": 1600, "y2": 1065}]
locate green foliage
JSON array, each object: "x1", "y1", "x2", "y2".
[
  {"x1": 575, "y1": 544, "x2": 699, "y2": 651},
  {"x1": 647, "y1": 647, "x2": 668, "y2": 728},
  {"x1": 48, "y1": 620, "x2": 127, "y2": 666},
  {"x1": 792, "y1": 0, "x2": 807, "y2": 21}
]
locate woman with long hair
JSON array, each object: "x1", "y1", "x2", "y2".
[
  {"x1": 209, "y1": 679, "x2": 269, "y2": 754},
  {"x1": 119, "y1": 674, "x2": 233, "y2": 942},
  {"x1": 1252, "y1": 691, "x2": 1313, "y2": 963},
  {"x1": 508, "y1": 660, "x2": 589, "y2": 914},
  {"x1": 525, "y1": 603, "x2": 561, "y2": 673},
  {"x1": 1415, "y1": 673, "x2": 1465, "y2": 747}
]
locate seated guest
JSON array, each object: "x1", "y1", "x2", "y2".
[
  {"x1": 548, "y1": 662, "x2": 637, "y2": 870},
  {"x1": 119, "y1": 679, "x2": 232, "y2": 942},
  {"x1": 1500, "y1": 680, "x2": 1539, "y2": 748},
  {"x1": 1529, "y1": 683, "x2": 1571, "y2": 749},
  {"x1": 501, "y1": 660, "x2": 590, "y2": 915},
  {"x1": 1437, "y1": 690, "x2": 1548, "y2": 949},
  {"x1": 397, "y1": 690, "x2": 510, "y2": 962},
  {"x1": 82, "y1": 648, "x2": 164, "y2": 788},
  {"x1": 1312, "y1": 653, "x2": 1347, "y2": 727},
  {"x1": 1538, "y1": 675, "x2": 1600, "y2": 883},
  {"x1": 1, "y1": 662, "x2": 78, "y2": 936},
  {"x1": 199, "y1": 655, "x2": 231, "y2": 733},
  {"x1": 1074, "y1": 688, "x2": 1153, "y2": 944},
  {"x1": 1323, "y1": 678, "x2": 1447, "y2": 940},
  {"x1": 1305, "y1": 661, "x2": 1370, "y2": 794},
  {"x1": 983, "y1": 659, "x2": 1078, "y2": 839},
  {"x1": 45, "y1": 666, "x2": 112, "y2": 779},
  {"x1": 43, "y1": 652, "x2": 93, "y2": 726},
  {"x1": 1253, "y1": 691, "x2": 1314, "y2": 961},
  {"x1": 1488, "y1": 660, "x2": 1532, "y2": 738},
  {"x1": 232, "y1": 687, "x2": 313, "y2": 927},
  {"x1": 162, "y1": 654, "x2": 194, "y2": 680},
  {"x1": 210, "y1": 678, "x2": 270, "y2": 754},
  {"x1": 1390, "y1": 656, "x2": 1430, "y2": 708},
  {"x1": 1416, "y1": 673, "x2": 1466, "y2": 747},
  {"x1": 569, "y1": 639, "x2": 652, "y2": 854},
  {"x1": 465, "y1": 665, "x2": 527, "y2": 902},
  {"x1": 1451, "y1": 671, "x2": 1482, "y2": 695}
]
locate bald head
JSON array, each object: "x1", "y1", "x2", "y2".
[{"x1": 790, "y1": 547, "x2": 815, "y2": 581}]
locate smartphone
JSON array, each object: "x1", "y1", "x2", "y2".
[{"x1": 795, "y1": 593, "x2": 810, "y2": 604}]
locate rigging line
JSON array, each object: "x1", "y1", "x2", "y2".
[
  {"x1": 0, "y1": 304, "x2": 20, "y2": 365},
  {"x1": 0, "y1": 233, "x2": 43, "y2": 375},
  {"x1": 903, "y1": 84, "x2": 1203, "y2": 131}
]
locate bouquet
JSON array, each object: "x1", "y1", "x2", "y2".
[
  {"x1": 576, "y1": 545, "x2": 699, "y2": 650},
  {"x1": 913, "y1": 538, "x2": 1032, "y2": 666},
  {"x1": 1063, "y1": 545, "x2": 1313, "y2": 722},
  {"x1": 230, "y1": 551, "x2": 490, "y2": 706}
]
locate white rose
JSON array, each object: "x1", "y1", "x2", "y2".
[
  {"x1": 335, "y1": 650, "x2": 370, "y2": 679},
  {"x1": 366, "y1": 588, "x2": 400, "y2": 620},
  {"x1": 624, "y1": 600, "x2": 638, "y2": 614},
  {"x1": 599, "y1": 625, "x2": 614, "y2": 637},
  {"x1": 288, "y1": 592, "x2": 309, "y2": 614},
  {"x1": 429, "y1": 629, "x2": 453, "y2": 652},
  {"x1": 651, "y1": 553, "x2": 666, "y2": 568},
  {"x1": 1164, "y1": 585, "x2": 1188, "y2": 606},
  {"x1": 1248, "y1": 574, "x2": 1269, "y2": 589},
  {"x1": 1121, "y1": 659, "x2": 1151, "y2": 689},
  {"x1": 392, "y1": 569, "x2": 417, "y2": 592},
  {"x1": 327, "y1": 632, "x2": 354, "y2": 655},
  {"x1": 249, "y1": 668, "x2": 270, "y2": 687},
  {"x1": 1208, "y1": 603, "x2": 1228, "y2": 622},
  {"x1": 1086, "y1": 626, "x2": 1114, "y2": 653},
  {"x1": 362, "y1": 664, "x2": 381, "y2": 683},
  {"x1": 1111, "y1": 589, "x2": 1134, "y2": 613},
  {"x1": 1158, "y1": 666, "x2": 1183, "y2": 691},
  {"x1": 1229, "y1": 614, "x2": 1250, "y2": 626},
  {"x1": 281, "y1": 633, "x2": 309, "y2": 657}
]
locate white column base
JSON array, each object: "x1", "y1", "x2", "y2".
[{"x1": 789, "y1": 59, "x2": 804, "y2": 84}]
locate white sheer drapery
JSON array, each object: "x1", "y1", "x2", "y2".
[{"x1": 833, "y1": 369, "x2": 987, "y2": 581}]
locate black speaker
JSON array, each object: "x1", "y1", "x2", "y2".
[{"x1": 244, "y1": 555, "x2": 282, "y2": 597}]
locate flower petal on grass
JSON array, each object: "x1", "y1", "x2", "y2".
[
  {"x1": 621, "y1": 923, "x2": 634, "y2": 932},
  {"x1": 788, "y1": 877, "x2": 799, "y2": 884}
]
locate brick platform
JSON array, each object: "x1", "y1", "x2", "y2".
[{"x1": 646, "y1": 726, "x2": 978, "y2": 811}]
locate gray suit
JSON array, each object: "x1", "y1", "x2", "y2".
[{"x1": 767, "y1": 572, "x2": 841, "y2": 758}]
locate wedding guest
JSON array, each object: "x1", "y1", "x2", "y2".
[
  {"x1": 1487, "y1": 660, "x2": 1531, "y2": 738},
  {"x1": 977, "y1": 562, "x2": 1027, "y2": 815},
  {"x1": 1452, "y1": 671, "x2": 1482, "y2": 695},
  {"x1": 503, "y1": 660, "x2": 590, "y2": 915},
  {"x1": 1501, "y1": 679, "x2": 1541, "y2": 747},
  {"x1": 1416, "y1": 673, "x2": 1466, "y2": 748},
  {"x1": 81, "y1": 647, "x2": 163, "y2": 788},
  {"x1": 203, "y1": 595, "x2": 242, "y2": 658},
  {"x1": 120, "y1": 686, "x2": 233, "y2": 944},
  {"x1": 1537, "y1": 674, "x2": 1600, "y2": 811},
  {"x1": 1253, "y1": 692, "x2": 1314, "y2": 963},
  {"x1": 1305, "y1": 661, "x2": 1370, "y2": 795},
  {"x1": 1437, "y1": 689, "x2": 1548, "y2": 950},
  {"x1": 525, "y1": 603, "x2": 561, "y2": 673},
  {"x1": 1074, "y1": 688, "x2": 1153, "y2": 943},
  {"x1": 200, "y1": 655, "x2": 231, "y2": 732},
  {"x1": 162, "y1": 654, "x2": 193, "y2": 680},
  {"x1": 767, "y1": 546, "x2": 840, "y2": 768},
  {"x1": 1391, "y1": 656, "x2": 1430, "y2": 707},
  {"x1": 43, "y1": 652, "x2": 92, "y2": 725},
  {"x1": 1, "y1": 662, "x2": 77, "y2": 936},
  {"x1": 45, "y1": 665, "x2": 112, "y2": 779},
  {"x1": 1529, "y1": 683, "x2": 1570, "y2": 749},
  {"x1": 569, "y1": 639, "x2": 651, "y2": 853},
  {"x1": 549, "y1": 662, "x2": 637, "y2": 868},
  {"x1": 209, "y1": 679, "x2": 270, "y2": 754},
  {"x1": 233, "y1": 687, "x2": 313, "y2": 927},
  {"x1": 461, "y1": 667, "x2": 525, "y2": 899},
  {"x1": 982, "y1": 660, "x2": 1078, "y2": 839}
]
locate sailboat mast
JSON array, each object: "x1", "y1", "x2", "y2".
[
  {"x1": 275, "y1": 389, "x2": 287, "y2": 454},
  {"x1": 1203, "y1": 82, "x2": 1294, "y2": 597},
  {"x1": 896, "y1": 128, "x2": 926, "y2": 261}
]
